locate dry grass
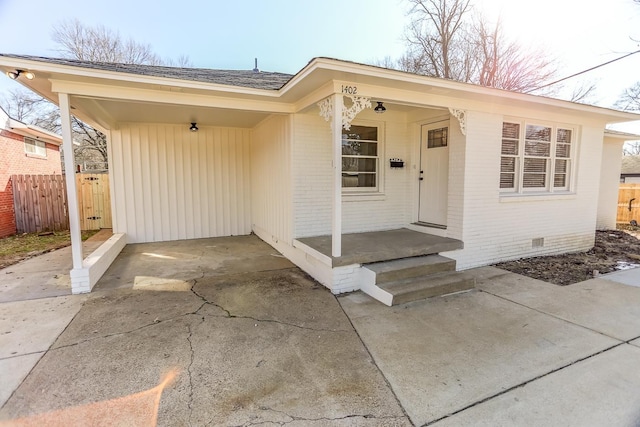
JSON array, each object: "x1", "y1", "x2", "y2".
[{"x1": 0, "y1": 230, "x2": 98, "y2": 269}]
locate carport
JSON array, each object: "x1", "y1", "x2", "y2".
[{"x1": 0, "y1": 55, "x2": 295, "y2": 294}]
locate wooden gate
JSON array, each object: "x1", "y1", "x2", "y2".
[
  {"x1": 617, "y1": 184, "x2": 640, "y2": 224},
  {"x1": 12, "y1": 174, "x2": 69, "y2": 233},
  {"x1": 76, "y1": 173, "x2": 112, "y2": 230}
]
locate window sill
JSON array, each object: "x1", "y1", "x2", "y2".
[
  {"x1": 499, "y1": 191, "x2": 576, "y2": 202},
  {"x1": 342, "y1": 193, "x2": 386, "y2": 202},
  {"x1": 25, "y1": 153, "x2": 47, "y2": 159}
]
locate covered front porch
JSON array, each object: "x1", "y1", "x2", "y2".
[
  {"x1": 295, "y1": 228, "x2": 463, "y2": 267},
  {"x1": 292, "y1": 228, "x2": 473, "y2": 306}
]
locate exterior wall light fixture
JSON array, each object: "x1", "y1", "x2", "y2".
[
  {"x1": 189, "y1": 122, "x2": 198, "y2": 132},
  {"x1": 374, "y1": 101, "x2": 386, "y2": 114},
  {"x1": 7, "y1": 70, "x2": 35, "y2": 80}
]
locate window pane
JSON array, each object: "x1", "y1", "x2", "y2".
[
  {"x1": 523, "y1": 173, "x2": 546, "y2": 188},
  {"x1": 502, "y1": 122, "x2": 520, "y2": 139},
  {"x1": 343, "y1": 125, "x2": 377, "y2": 141},
  {"x1": 500, "y1": 157, "x2": 515, "y2": 173},
  {"x1": 342, "y1": 173, "x2": 376, "y2": 188},
  {"x1": 556, "y1": 144, "x2": 570, "y2": 158},
  {"x1": 554, "y1": 174, "x2": 567, "y2": 187},
  {"x1": 428, "y1": 127, "x2": 448, "y2": 148},
  {"x1": 524, "y1": 141, "x2": 550, "y2": 157},
  {"x1": 342, "y1": 157, "x2": 377, "y2": 172},
  {"x1": 524, "y1": 158, "x2": 547, "y2": 173},
  {"x1": 555, "y1": 159, "x2": 567, "y2": 174},
  {"x1": 24, "y1": 138, "x2": 46, "y2": 156},
  {"x1": 342, "y1": 141, "x2": 377, "y2": 156},
  {"x1": 557, "y1": 128, "x2": 572, "y2": 144},
  {"x1": 501, "y1": 140, "x2": 518, "y2": 155},
  {"x1": 500, "y1": 173, "x2": 515, "y2": 188},
  {"x1": 526, "y1": 125, "x2": 552, "y2": 142}
]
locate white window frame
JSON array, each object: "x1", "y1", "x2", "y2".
[
  {"x1": 24, "y1": 137, "x2": 47, "y2": 157},
  {"x1": 341, "y1": 120, "x2": 384, "y2": 194},
  {"x1": 500, "y1": 118, "x2": 576, "y2": 195}
]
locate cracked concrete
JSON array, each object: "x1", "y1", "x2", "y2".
[
  {"x1": 0, "y1": 235, "x2": 409, "y2": 426},
  {"x1": 4, "y1": 236, "x2": 640, "y2": 426}
]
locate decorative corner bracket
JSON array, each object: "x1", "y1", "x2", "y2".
[
  {"x1": 318, "y1": 97, "x2": 333, "y2": 122},
  {"x1": 318, "y1": 95, "x2": 371, "y2": 131},
  {"x1": 342, "y1": 96, "x2": 371, "y2": 131},
  {"x1": 449, "y1": 108, "x2": 467, "y2": 136}
]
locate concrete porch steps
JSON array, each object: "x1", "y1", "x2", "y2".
[
  {"x1": 361, "y1": 254, "x2": 475, "y2": 306},
  {"x1": 379, "y1": 271, "x2": 476, "y2": 306}
]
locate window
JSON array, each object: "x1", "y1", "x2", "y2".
[
  {"x1": 24, "y1": 138, "x2": 46, "y2": 157},
  {"x1": 427, "y1": 127, "x2": 448, "y2": 148},
  {"x1": 500, "y1": 120, "x2": 574, "y2": 193},
  {"x1": 342, "y1": 124, "x2": 381, "y2": 192}
]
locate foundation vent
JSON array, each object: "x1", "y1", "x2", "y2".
[{"x1": 532, "y1": 238, "x2": 545, "y2": 248}]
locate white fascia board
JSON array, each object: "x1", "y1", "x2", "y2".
[
  {"x1": 50, "y1": 79, "x2": 294, "y2": 114},
  {"x1": 604, "y1": 129, "x2": 640, "y2": 141},
  {"x1": 6, "y1": 118, "x2": 62, "y2": 145},
  {"x1": 284, "y1": 58, "x2": 640, "y2": 124}
]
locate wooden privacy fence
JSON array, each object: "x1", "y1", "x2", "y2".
[
  {"x1": 76, "y1": 173, "x2": 112, "y2": 230},
  {"x1": 617, "y1": 184, "x2": 640, "y2": 224},
  {"x1": 12, "y1": 174, "x2": 69, "y2": 233},
  {"x1": 11, "y1": 173, "x2": 112, "y2": 234}
]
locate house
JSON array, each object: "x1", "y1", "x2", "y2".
[
  {"x1": 0, "y1": 106, "x2": 62, "y2": 238},
  {"x1": 1, "y1": 54, "x2": 638, "y2": 303},
  {"x1": 620, "y1": 155, "x2": 640, "y2": 183}
]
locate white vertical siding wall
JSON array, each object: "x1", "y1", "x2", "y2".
[
  {"x1": 110, "y1": 124, "x2": 251, "y2": 243},
  {"x1": 292, "y1": 110, "x2": 412, "y2": 238},
  {"x1": 251, "y1": 115, "x2": 293, "y2": 244},
  {"x1": 449, "y1": 111, "x2": 606, "y2": 269},
  {"x1": 597, "y1": 138, "x2": 624, "y2": 230}
]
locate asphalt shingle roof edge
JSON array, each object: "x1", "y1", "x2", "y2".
[{"x1": 0, "y1": 54, "x2": 295, "y2": 90}]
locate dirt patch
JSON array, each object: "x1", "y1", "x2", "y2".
[{"x1": 494, "y1": 228, "x2": 640, "y2": 286}]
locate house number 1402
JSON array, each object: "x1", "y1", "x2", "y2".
[{"x1": 341, "y1": 85, "x2": 358, "y2": 95}]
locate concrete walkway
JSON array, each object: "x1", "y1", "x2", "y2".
[{"x1": 1, "y1": 235, "x2": 640, "y2": 426}]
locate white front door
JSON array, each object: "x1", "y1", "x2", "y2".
[{"x1": 418, "y1": 122, "x2": 449, "y2": 226}]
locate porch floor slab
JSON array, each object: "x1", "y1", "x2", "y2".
[{"x1": 296, "y1": 228, "x2": 463, "y2": 267}]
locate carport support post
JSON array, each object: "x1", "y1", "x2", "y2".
[
  {"x1": 331, "y1": 93, "x2": 343, "y2": 257},
  {"x1": 59, "y1": 93, "x2": 83, "y2": 270}
]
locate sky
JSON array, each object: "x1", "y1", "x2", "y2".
[{"x1": 0, "y1": 0, "x2": 639, "y2": 132}]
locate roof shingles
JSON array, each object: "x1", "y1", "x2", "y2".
[{"x1": 0, "y1": 54, "x2": 293, "y2": 90}]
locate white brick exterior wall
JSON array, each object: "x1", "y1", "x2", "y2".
[
  {"x1": 292, "y1": 109, "x2": 413, "y2": 238},
  {"x1": 292, "y1": 113, "x2": 333, "y2": 238},
  {"x1": 445, "y1": 111, "x2": 607, "y2": 269}
]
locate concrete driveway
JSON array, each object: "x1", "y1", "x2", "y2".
[{"x1": 2, "y1": 235, "x2": 640, "y2": 426}]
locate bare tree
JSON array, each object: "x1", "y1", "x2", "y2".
[
  {"x1": 471, "y1": 16, "x2": 557, "y2": 93},
  {"x1": 404, "y1": 0, "x2": 473, "y2": 80},
  {"x1": 3, "y1": 20, "x2": 193, "y2": 170},
  {"x1": 623, "y1": 141, "x2": 640, "y2": 156},
  {"x1": 399, "y1": 0, "x2": 558, "y2": 93},
  {"x1": 616, "y1": 82, "x2": 640, "y2": 112},
  {"x1": 52, "y1": 19, "x2": 164, "y2": 65}
]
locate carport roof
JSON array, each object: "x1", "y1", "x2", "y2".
[{"x1": 0, "y1": 54, "x2": 294, "y2": 90}]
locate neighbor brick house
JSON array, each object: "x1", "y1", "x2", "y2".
[{"x1": 0, "y1": 107, "x2": 62, "y2": 237}]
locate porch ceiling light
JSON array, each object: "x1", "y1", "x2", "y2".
[
  {"x1": 374, "y1": 101, "x2": 386, "y2": 114},
  {"x1": 7, "y1": 69, "x2": 35, "y2": 80},
  {"x1": 189, "y1": 122, "x2": 198, "y2": 132}
]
